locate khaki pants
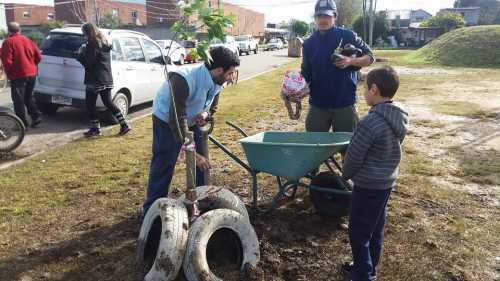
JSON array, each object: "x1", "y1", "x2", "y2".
[{"x1": 305, "y1": 104, "x2": 359, "y2": 133}]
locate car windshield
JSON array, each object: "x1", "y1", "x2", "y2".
[
  {"x1": 269, "y1": 39, "x2": 278, "y2": 43},
  {"x1": 236, "y1": 36, "x2": 249, "y2": 41},
  {"x1": 41, "y1": 33, "x2": 85, "y2": 58}
]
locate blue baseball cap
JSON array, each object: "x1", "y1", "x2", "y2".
[{"x1": 314, "y1": 0, "x2": 337, "y2": 17}]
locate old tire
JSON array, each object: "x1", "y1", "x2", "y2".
[
  {"x1": 177, "y1": 186, "x2": 249, "y2": 222},
  {"x1": 183, "y1": 209, "x2": 260, "y2": 281},
  {"x1": 309, "y1": 172, "x2": 351, "y2": 218},
  {"x1": 137, "y1": 198, "x2": 189, "y2": 281}
]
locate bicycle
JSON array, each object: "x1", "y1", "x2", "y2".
[{"x1": 0, "y1": 107, "x2": 25, "y2": 152}]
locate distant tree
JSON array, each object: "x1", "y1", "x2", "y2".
[
  {"x1": 421, "y1": 13, "x2": 465, "y2": 32},
  {"x1": 40, "y1": 21, "x2": 66, "y2": 35},
  {"x1": 28, "y1": 32, "x2": 44, "y2": 47},
  {"x1": 494, "y1": 9, "x2": 500, "y2": 24},
  {"x1": 0, "y1": 29, "x2": 7, "y2": 39},
  {"x1": 100, "y1": 12, "x2": 122, "y2": 29},
  {"x1": 335, "y1": 0, "x2": 363, "y2": 28},
  {"x1": 352, "y1": 11, "x2": 389, "y2": 42},
  {"x1": 291, "y1": 20, "x2": 310, "y2": 37}
]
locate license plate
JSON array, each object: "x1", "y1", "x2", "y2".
[{"x1": 52, "y1": 95, "x2": 72, "y2": 105}]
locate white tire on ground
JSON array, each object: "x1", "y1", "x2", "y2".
[
  {"x1": 177, "y1": 186, "x2": 249, "y2": 222},
  {"x1": 183, "y1": 209, "x2": 260, "y2": 281},
  {"x1": 137, "y1": 198, "x2": 189, "y2": 281}
]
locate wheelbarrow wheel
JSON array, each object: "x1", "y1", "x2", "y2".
[{"x1": 309, "y1": 172, "x2": 351, "y2": 218}]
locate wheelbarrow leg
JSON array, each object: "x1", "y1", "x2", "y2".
[{"x1": 251, "y1": 170, "x2": 258, "y2": 209}]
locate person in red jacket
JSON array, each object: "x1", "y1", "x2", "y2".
[{"x1": 1, "y1": 22, "x2": 42, "y2": 128}]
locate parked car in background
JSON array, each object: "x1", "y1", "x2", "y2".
[
  {"x1": 156, "y1": 39, "x2": 186, "y2": 65},
  {"x1": 35, "y1": 27, "x2": 171, "y2": 121},
  {"x1": 181, "y1": 40, "x2": 199, "y2": 63},
  {"x1": 266, "y1": 38, "x2": 284, "y2": 51},
  {"x1": 280, "y1": 38, "x2": 289, "y2": 49},
  {"x1": 209, "y1": 35, "x2": 239, "y2": 56},
  {"x1": 235, "y1": 35, "x2": 259, "y2": 55}
]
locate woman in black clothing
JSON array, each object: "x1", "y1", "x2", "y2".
[{"x1": 76, "y1": 22, "x2": 131, "y2": 137}]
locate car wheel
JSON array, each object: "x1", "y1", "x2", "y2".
[
  {"x1": 36, "y1": 100, "x2": 59, "y2": 115},
  {"x1": 101, "y1": 92, "x2": 129, "y2": 125}
]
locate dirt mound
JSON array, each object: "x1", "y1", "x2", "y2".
[{"x1": 407, "y1": 25, "x2": 500, "y2": 67}]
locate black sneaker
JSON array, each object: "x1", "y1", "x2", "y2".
[
  {"x1": 84, "y1": 128, "x2": 102, "y2": 138},
  {"x1": 342, "y1": 261, "x2": 353, "y2": 275},
  {"x1": 342, "y1": 261, "x2": 377, "y2": 280},
  {"x1": 31, "y1": 117, "x2": 42, "y2": 128},
  {"x1": 118, "y1": 124, "x2": 131, "y2": 136}
]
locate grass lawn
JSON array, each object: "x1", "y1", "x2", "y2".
[{"x1": 1, "y1": 50, "x2": 499, "y2": 281}]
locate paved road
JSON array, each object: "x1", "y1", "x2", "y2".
[{"x1": 0, "y1": 49, "x2": 295, "y2": 158}]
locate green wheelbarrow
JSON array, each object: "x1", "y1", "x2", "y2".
[{"x1": 209, "y1": 121, "x2": 354, "y2": 216}]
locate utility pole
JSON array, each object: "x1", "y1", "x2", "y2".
[
  {"x1": 93, "y1": 0, "x2": 100, "y2": 26},
  {"x1": 362, "y1": 0, "x2": 367, "y2": 42}
]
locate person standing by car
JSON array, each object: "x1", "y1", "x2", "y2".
[
  {"x1": 1, "y1": 22, "x2": 42, "y2": 128},
  {"x1": 76, "y1": 22, "x2": 131, "y2": 137},
  {"x1": 301, "y1": 0, "x2": 374, "y2": 133},
  {"x1": 142, "y1": 46, "x2": 240, "y2": 217}
]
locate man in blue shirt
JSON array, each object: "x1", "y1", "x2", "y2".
[
  {"x1": 143, "y1": 46, "x2": 240, "y2": 215},
  {"x1": 302, "y1": 0, "x2": 374, "y2": 133}
]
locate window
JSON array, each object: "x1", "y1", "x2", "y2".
[
  {"x1": 131, "y1": 10, "x2": 138, "y2": 18},
  {"x1": 120, "y1": 37, "x2": 145, "y2": 62},
  {"x1": 142, "y1": 39, "x2": 164, "y2": 64},
  {"x1": 47, "y1": 13, "x2": 54, "y2": 20},
  {"x1": 23, "y1": 11, "x2": 30, "y2": 18},
  {"x1": 112, "y1": 9, "x2": 119, "y2": 17},
  {"x1": 41, "y1": 33, "x2": 85, "y2": 58},
  {"x1": 111, "y1": 39, "x2": 125, "y2": 61}
]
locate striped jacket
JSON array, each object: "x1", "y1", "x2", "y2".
[{"x1": 343, "y1": 102, "x2": 409, "y2": 190}]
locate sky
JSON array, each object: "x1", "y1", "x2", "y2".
[{"x1": 1, "y1": 0, "x2": 457, "y2": 23}]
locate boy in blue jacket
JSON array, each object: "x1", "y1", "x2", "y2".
[{"x1": 342, "y1": 66, "x2": 409, "y2": 281}]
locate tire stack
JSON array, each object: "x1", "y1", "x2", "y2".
[{"x1": 137, "y1": 186, "x2": 260, "y2": 281}]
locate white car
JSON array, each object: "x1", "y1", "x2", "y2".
[
  {"x1": 35, "y1": 27, "x2": 172, "y2": 121},
  {"x1": 266, "y1": 38, "x2": 284, "y2": 51},
  {"x1": 235, "y1": 35, "x2": 259, "y2": 55},
  {"x1": 156, "y1": 39, "x2": 186, "y2": 65},
  {"x1": 209, "y1": 35, "x2": 239, "y2": 56}
]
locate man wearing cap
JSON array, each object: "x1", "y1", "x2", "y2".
[{"x1": 301, "y1": 0, "x2": 374, "y2": 133}]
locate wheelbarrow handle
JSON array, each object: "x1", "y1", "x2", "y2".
[
  {"x1": 225, "y1": 121, "x2": 248, "y2": 137},
  {"x1": 208, "y1": 135, "x2": 252, "y2": 172}
]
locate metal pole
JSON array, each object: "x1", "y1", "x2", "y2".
[
  {"x1": 202, "y1": 132, "x2": 210, "y2": 185},
  {"x1": 183, "y1": 119, "x2": 199, "y2": 220},
  {"x1": 93, "y1": 0, "x2": 99, "y2": 26}
]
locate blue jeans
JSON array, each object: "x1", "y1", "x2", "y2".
[
  {"x1": 143, "y1": 116, "x2": 206, "y2": 214},
  {"x1": 348, "y1": 186, "x2": 392, "y2": 281}
]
